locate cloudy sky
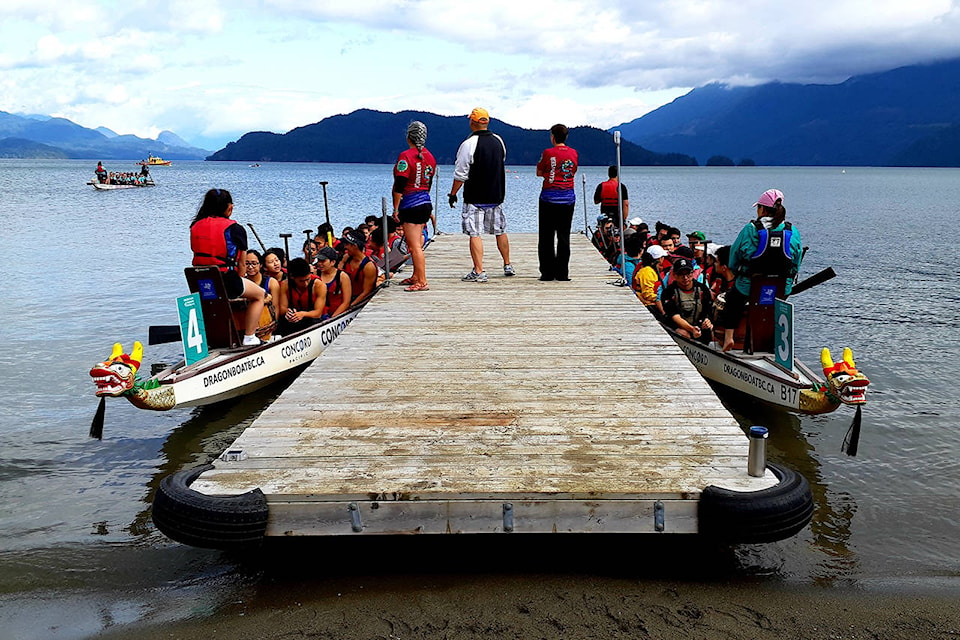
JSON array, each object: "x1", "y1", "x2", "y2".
[{"x1": 2, "y1": 0, "x2": 959, "y2": 150}]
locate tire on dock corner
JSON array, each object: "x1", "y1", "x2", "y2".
[
  {"x1": 152, "y1": 464, "x2": 269, "y2": 550},
  {"x1": 698, "y1": 462, "x2": 813, "y2": 544}
]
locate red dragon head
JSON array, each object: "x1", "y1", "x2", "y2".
[
  {"x1": 820, "y1": 347, "x2": 870, "y2": 405},
  {"x1": 90, "y1": 342, "x2": 143, "y2": 397}
]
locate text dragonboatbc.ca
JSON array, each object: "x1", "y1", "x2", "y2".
[{"x1": 204, "y1": 355, "x2": 266, "y2": 387}]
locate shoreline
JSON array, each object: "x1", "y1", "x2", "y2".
[{"x1": 94, "y1": 576, "x2": 960, "y2": 640}]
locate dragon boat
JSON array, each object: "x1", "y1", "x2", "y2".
[
  {"x1": 664, "y1": 273, "x2": 869, "y2": 415},
  {"x1": 92, "y1": 180, "x2": 155, "y2": 190},
  {"x1": 89, "y1": 266, "x2": 373, "y2": 420},
  {"x1": 669, "y1": 333, "x2": 868, "y2": 415}
]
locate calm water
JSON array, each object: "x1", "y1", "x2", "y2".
[{"x1": 0, "y1": 159, "x2": 958, "y2": 638}]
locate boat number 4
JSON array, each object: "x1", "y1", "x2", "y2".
[{"x1": 177, "y1": 293, "x2": 209, "y2": 365}]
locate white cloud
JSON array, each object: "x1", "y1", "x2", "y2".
[{"x1": 2, "y1": 0, "x2": 960, "y2": 147}]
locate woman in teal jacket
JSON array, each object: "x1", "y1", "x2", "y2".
[{"x1": 720, "y1": 188, "x2": 803, "y2": 351}]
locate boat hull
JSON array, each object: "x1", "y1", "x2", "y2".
[
  {"x1": 668, "y1": 331, "x2": 820, "y2": 413},
  {"x1": 93, "y1": 182, "x2": 155, "y2": 190},
  {"x1": 145, "y1": 306, "x2": 363, "y2": 410}
]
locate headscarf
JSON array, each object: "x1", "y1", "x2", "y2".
[{"x1": 406, "y1": 121, "x2": 427, "y2": 159}]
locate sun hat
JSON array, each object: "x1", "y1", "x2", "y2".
[
  {"x1": 647, "y1": 245, "x2": 668, "y2": 259},
  {"x1": 469, "y1": 107, "x2": 490, "y2": 123},
  {"x1": 754, "y1": 189, "x2": 784, "y2": 208}
]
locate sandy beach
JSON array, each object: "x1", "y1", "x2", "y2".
[
  {"x1": 89, "y1": 536, "x2": 960, "y2": 640},
  {"x1": 95, "y1": 575, "x2": 960, "y2": 640}
]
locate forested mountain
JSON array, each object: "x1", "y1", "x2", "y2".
[
  {"x1": 207, "y1": 110, "x2": 697, "y2": 166},
  {"x1": 614, "y1": 58, "x2": 960, "y2": 166}
]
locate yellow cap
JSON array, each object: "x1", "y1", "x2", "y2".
[{"x1": 469, "y1": 107, "x2": 489, "y2": 123}]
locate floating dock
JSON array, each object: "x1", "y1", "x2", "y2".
[{"x1": 153, "y1": 234, "x2": 812, "y2": 548}]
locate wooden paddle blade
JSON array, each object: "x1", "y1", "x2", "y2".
[
  {"x1": 90, "y1": 396, "x2": 105, "y2": 440},
  {"x1": 149, "y1": 325, "x2": 182, "y2": 345},
  {"x1": 791, "y1": 267, "x2": 836, "y2": 295}
]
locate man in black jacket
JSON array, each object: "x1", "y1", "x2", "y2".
[{"x1": 448, "y1": 107, "x2": 514, "y2": 283}]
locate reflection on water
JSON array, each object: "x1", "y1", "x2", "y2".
[{"x1": 713, "y1": 385, "x2": 859, "y2": 585}]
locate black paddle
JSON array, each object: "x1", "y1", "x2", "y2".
[
  {"x1": 790, "y1": 267, "x2": 836, "y2": 296},
  {"x1": 149, "y1": 325, "x2": 182, "y2": 345}
]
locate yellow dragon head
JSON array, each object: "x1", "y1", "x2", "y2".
[
  {"x1": 90, "y1": 342, "x2": 143, "y2": 397},
  {"x1": 820, "y1": 347, "x2": 870, "y2": 405}
]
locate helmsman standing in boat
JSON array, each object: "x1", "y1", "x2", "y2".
[{"x1": 719, "y1": 188, "x2": 803, "y2": 352}]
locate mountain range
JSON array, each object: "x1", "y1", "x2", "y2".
[
  {"x1": 6, "y1": 56, "x2": 960, "y2": 166},
  {"x1": 614, "y1": 58, "x2": 960, "y2": 166},
  {"x1": 0, "y1": 112, "x2": 209, "y2": 160},
  {"x1": 207, "y1": 110, "x2": 696, "y2": 166}
]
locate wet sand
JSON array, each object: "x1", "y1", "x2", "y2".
[
  {"x1": 93, "y1": 534, "x2": 960, "y2": 640},
  {"x1": 96, "y1": 576, "x2": 960, "y2": 640}
]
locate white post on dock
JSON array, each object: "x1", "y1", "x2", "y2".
[
  {"x1": 748, "y1": 426, "x2": 769, "y2": 477},
  {"x1": 381, "y1": 196, "x2": 391, "y2": 281},
  {"x1": 613, "y1": 131, "x2": 627, "y2": 286}
]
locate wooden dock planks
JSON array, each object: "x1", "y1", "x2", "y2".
[{"x1": 190, "y1": 233, "x2": 777, "y2": 535}]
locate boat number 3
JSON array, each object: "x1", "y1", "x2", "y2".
[
  {"x1": 186, "y1": 308, "x2": 204, "y2": 354},
  {"x1": 777, "y1": 313, "x2": 790, "y2": 362}
]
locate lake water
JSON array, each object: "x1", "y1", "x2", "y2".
[{"x1": 0, "y1": 159, "x2": 958, "y2": 638}]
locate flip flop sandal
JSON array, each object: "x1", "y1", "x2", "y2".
[
  {"x1": 405, "y1": 282, "x2": 430, "y2": 292},
  {"x1": 399, "y1": 277, "x2": 415, "y2": 285}
]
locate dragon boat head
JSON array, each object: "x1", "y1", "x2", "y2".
[
  {"x1": 821, "y1": 347, "x2": 870, "y2": 405},
  {"x1": 90, "y1": 342, "x2": 143, "y2": 397}
]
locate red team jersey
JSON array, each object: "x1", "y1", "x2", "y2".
[
  {"x1": 394, "y1": 148, "x2": 437, "y2": 208},
  {"x1": 536, "y1": 146, "x2": 578, "y2": 191}
]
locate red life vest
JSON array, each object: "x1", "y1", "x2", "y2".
[
  {"x1": 191, "y1": 217, "x2": 237, "y2": 272},
  {"x1": 288, "y1": 276, "x2": 321, "y2": 311},
  {"x1": 321, "y1": 270, "x2": 345, "y2": 317},
  {"x1": 599, "y1": 179, "x2": 620, "y2": 207}
]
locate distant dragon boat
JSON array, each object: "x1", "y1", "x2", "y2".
[{"x1": 92, "y1": 179, "x2": 155, "y2": 190}]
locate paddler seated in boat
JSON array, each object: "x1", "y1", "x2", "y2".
[
  {"x1": 278, "y1": 257, "x2": 326, "y2": 335},
  {"x1": 243, "y1": 249, "x2": 280, "y2": 340},
  {"x1": 190, "y1": 188, "x2": 266, "y2": 347},
  {"x1": 632, "y1": 244, "x2": 668, "y2": 320},
  {"x1": 719, "y1": 188, "x2": 803, "y2": 352},
  {"x1": 661, "y1": 258, "x2": 714, "y2": 343},
  {"x1": 316, "y1": 246, "x2": 351, "y2": 319},
  {"x1": 340, "y1": 229, "x2": 378, "y2": 305}
]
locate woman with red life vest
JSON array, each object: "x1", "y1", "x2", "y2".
[
  {"x1": 316, "y1": 246, "x2": 351, "y2": 319},
  {"x1": 190, "y1": 188, "x2": 265, "y2": 347},
  {"x1": 536, "y1": 124, "x2": 579, "y2": 281},
  {"x1": 277, "y1": 258, "x2": 326, "y2": 335},
  {"x1": 392, "y1": 120, "x2": 436, "y2": 292}
]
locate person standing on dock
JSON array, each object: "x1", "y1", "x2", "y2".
[
  {"x1": 448, "y1": 107, "x2": 514, "y2": 283},
  {"x1": 594, "y1": 165, "x2": 629, "y2": 221},
  {"x1": 392, "y1": 120, "x2": 436, "y2": 292},
  {"x1": 535, "y1": 124, "x2": 578, "y2": 281}
]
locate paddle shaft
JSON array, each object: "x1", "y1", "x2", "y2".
[
  {"x1": 320, "y1": 181, "x2": 331, "y2": 226},
  {"x1": 247, "y1": 223, "x2": 267, "y2": 252},
  {"x1": 279, "y1": 233, "x2": 292, "y2": 267}
]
